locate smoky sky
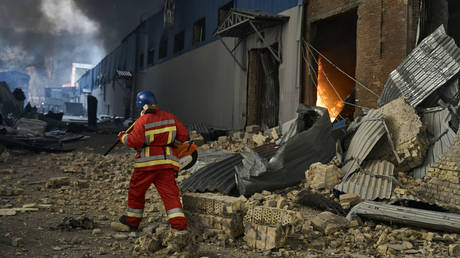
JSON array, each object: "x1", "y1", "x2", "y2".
[{"x1": 0, "y1": 0, "x2": 162, "y2": 84}]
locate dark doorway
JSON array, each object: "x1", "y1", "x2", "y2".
[
  {"x1": 311, "y1": 9, "x2": 357, "y2": 121},
  {"x1": 448, "y1": 0, "x2": 460, "y2": 44},
  {"x1": 247, "y1": 47, "x2": 280, "y2": 130}
]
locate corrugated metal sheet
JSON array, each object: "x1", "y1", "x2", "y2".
[
  {"x1": 336, "y1": 160, "x2": 394, "y2": 200},
  {"x1": 379, "y1": 25, "x2": 460, "y2": 107},
  {"x1": 413, "y1": 107, "x2": 457, "y2": 178},
  {"x1": 341, "y1": 109, "x2": 387, "y2": 178},
  {"x1": 180, "y1": 144, "x2": 278, "y2": 194}
]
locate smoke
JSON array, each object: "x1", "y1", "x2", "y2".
[
  {"x1": 0, "y1": 0, "x2": 159, "y2": 85},
  {"x1": 41, "y1": 0, "x2": 99, "y2": 35}
]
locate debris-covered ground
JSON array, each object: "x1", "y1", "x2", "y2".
[
  {"x1": 3, "y1": 26, "x2": 460, "y2": 258},
  {"x1": 1, "y1": 132, "x2": 460, "y2": 258}
]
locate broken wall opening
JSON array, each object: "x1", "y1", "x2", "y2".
[
  {"x1": 311, "y1": 9, "x2": 357, "y2": 121},
  {"x1": 246, "y1": 46, "x2": 280, "y2": 130},
  {"x1": 448, "y1": 0, "x2": 460, "y2": 44},
  {"x1": 420, "y1": 0, "x2": 460, "y2": 44}
]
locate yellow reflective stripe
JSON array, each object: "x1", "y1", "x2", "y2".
[
  {"x1": 166, "y1": 146, "x2": 171, "y2": 156},
  {"x1": 122, "y1": 134, "x2": 128, "y2": 144},
  {"x1": 127, "y1": 212, "x2": 143, "y2": 218},
  {"x1": 145, "y1": 126, "x2": 176, "y2": 136},
  {"x1": 145, "y1": 146, "x2": 150, "y2": 157},
  {"x1": 167, "y1": 212, "x2": 185, "y2": 220},
  {"x1": 167, "y1": 130, "x2": 173, "y2": 144},
  {"x1": 134, "y1": 159, "x2": 179, "y2": 168}
]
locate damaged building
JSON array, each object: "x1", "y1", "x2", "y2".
[{"x1": 76, "y1": 0, "x2": 460, "y2": 131}]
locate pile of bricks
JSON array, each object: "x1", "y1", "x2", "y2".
[
  {"x1": 419, "y1": 130, "x2": 460, "y2": 211},
  {"x1": 243, "y1": 206, "x2": 299, "y2": 250},
  {"x1": 182, "y1": 192, "x2": 246, "y2": 238}
]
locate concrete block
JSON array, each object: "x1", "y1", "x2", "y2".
[
  {"x1": 185, "y1": 211, "x2": 244, "y2": 238},
  {"x1": 182, "y1": 192, "x2": 245, "y2": 217},
  {"x1": 368, "y1": 97, "x2": 429, "y2": 171},
  {"x1": 305, "y1": 162, "x2": 344, "y2": 190},
  {"x1": 243, "y1": 206, "x2": 298, "y2": 226},
  {"x1": 244, "y1": 223, "x2": 288, "y2": 250},
  {"x1": 246, "y1": 125, "x2": 260, "y2": 134},
  {"x1": 311, "y1": 211, "x2": 348, "y2": 235}
]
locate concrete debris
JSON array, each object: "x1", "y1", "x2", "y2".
[
  {"x1": 449, "y1": 244, "x2": 460, "y2": 257},
  {"x1": 183, "y1": 192, "x2": 246, "y2": 238},
  {"x1": 311, "y1": 211, "x2": 349, "y2": 235},
  {"x1": 243, "y1": 206, "x2": 299, "y2": 250},
  {"x1": 369, "y1": 98, "x2": 429, "y2": 171},
  {"x1": 133, "y1": 227, "x2": 197, "y2": 257},
  {"x1": 111, "y1": 222, "x2": 131, "y2": 232},
  {"x1": 189, "y1": 130, "x2": 206, "y2": 146},
  {"x1": 252, "y1": 133, "x2": 269, "y2": 146},
  {"x1": 415, "y1": 127, "x2": 460, "y2": 211},
  {"x1": 0, "y1": 209, "x2": 17, "y2": 216},
  {"x1": 305, "y1": 162, "x2": 343, "y2": 190},
  {"x1": 339, "y1": 193, "x2": 362, "y2": 210},
  {"x1": 46, "y1": 177, "x2": 71, "y2": 189},
  {"x1": 113, "y1": 233, "x2": 128, "y2": 240},
  {"x1": 246, "y1": 124, "x2": 261, "y2": 134},
  {"x1": 11, "y1": 237, "x2": 24, "y2": 247}
]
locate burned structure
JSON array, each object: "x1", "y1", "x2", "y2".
[{"x1": 302, "y1": 0, "x2": 460, "y2": 119}]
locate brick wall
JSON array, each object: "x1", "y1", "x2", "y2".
[
  {"x1": 355, "y1": 0, "x2": 411, "y2": 113},
  {"x1": 302, "y1": 0, "x2": 419, "y2": 115}
]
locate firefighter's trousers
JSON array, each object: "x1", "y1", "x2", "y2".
[{"x1": 125, "y1": 168, "x2": 187, "y2": 230}]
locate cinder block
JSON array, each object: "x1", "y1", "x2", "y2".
[
  {"x1": 185, "y1": 211, "x2": 244, "y2": 238},
  {"x1": 243, "y1": 223, "x2": 288, "y2": 250},
  {"x1": 243, "y1": 206, "x2": 298, "y2": 226},
  {"x1": 182, "y1": 192, "x2": 245, "y2": 217}
]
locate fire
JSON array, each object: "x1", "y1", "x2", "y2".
[{"x1": 316, "y1": 57, "x2": 345, "y2": 121}]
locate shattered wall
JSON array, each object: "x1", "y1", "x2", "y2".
[{"x1": 302, "y1": 0, "x2": 420, "y2": 115}]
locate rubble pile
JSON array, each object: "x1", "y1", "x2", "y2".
[
  {"x1": 419, "y1": 129, "x2": 460, "y2": 211},
  {"x1": 182, "y1": 192, "x2": 246, "y2": 240},
  {"x1": 198, "y1": 125, "x2": 280, "y2": 153},
  {"x1": 369, "y1": 98, "x2": 430, "y2": 171}
]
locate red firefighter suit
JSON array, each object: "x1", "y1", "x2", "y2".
[{"x1": 118, "y1": 106, "x2": 188, "y2": 230}]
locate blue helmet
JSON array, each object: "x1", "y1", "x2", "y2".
[{"x1": 136, "y1": 91, "x2": 157, "y2": 108}]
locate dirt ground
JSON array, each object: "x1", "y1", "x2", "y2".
[
  {"x1": 0, "y1": 133, "x2": 277, "y2": 258},
  {"x1": 0, "y1": 133, "x2": 458, "y2": 258}
]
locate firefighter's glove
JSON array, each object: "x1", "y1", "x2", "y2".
[{"x1": 117, "y1": 131, "x2": 126, "y2": 137}]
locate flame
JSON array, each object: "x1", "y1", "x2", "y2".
[{"x1": 316, "y1": 57, "x2": 344, "y2": 122}]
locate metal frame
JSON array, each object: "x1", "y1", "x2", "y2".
[
  {"x1": 248, "y1": 21, "x2": 281, "y2": 63},
  {"x1": 219, "y1": 38, "x2": 246, "y2": 71},
  {"x1": 215, "y1": 9, "x2": 288, "y2": 67}
]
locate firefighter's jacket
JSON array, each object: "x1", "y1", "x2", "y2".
[{"x1": 119, "y1": 108, "x2": 189, "y2": 171}]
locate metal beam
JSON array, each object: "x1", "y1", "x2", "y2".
[
  {"x1": 219, "y1": 38, "x2": 246, "y2": 71},
  {"x1": 249, "y1": 21, "x2": 281, "y2": 63},
  {"x1": 231, "y1": 38, "x2": 243, "y2": 53},
  {"x1": 347, "y1": 201, "x2": 460, "y2": 233}
]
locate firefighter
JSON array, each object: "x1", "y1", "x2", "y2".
[{"x1": 117, "y1": 90, "x2": 188, "y2": 231}]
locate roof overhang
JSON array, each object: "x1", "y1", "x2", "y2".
[{"x1": 215, "y1": 9, "x2": 289, "y2": 38}]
